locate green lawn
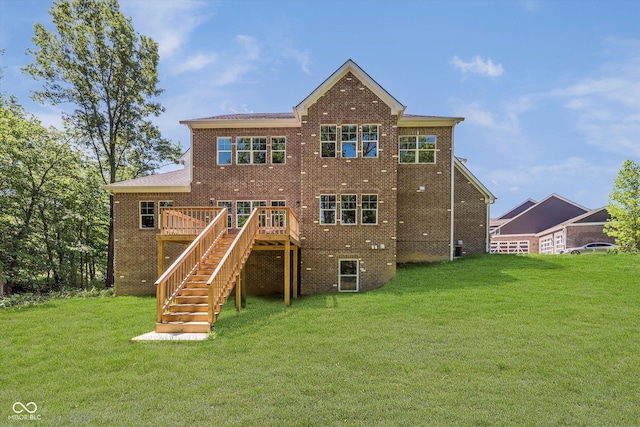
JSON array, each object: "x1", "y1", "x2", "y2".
[{"x1": 1, "y1": 254, "x2": 639, "y2": 426}]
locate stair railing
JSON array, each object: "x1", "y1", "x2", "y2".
[
  {"x1": 206, "y1": 208, "x2": 260, "y2": 324},
  {"x1": 155, "y1": 208, "x2": 227, "y2": 323}
]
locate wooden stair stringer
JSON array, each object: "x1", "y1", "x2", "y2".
[{"x1": 155, "y1": 233, "x2": 236, "y2": 333}]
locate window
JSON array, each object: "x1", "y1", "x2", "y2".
[
  {"x1": 339, "y1": 260, "x2": 359, "y2": 292},
  {"x1": 140, "y1": 201, "x2": 155, "y2": 229},
  {"x1": 320, "y1": 125, "x2": 337, "y2": 158},
  {"x1": 362, "y1": 125, "x2": 378, "y2": 158},
  {"x1": 340, "y1": 195, "x2": 357, "y2": 225},
  {"x1": 270, "y1": 201, "x2": 286, "y2": 228},
  {"x1": 399, "y1": 135, "x2": 437, "y2": 164},
  {"x1": 271, "y1": 137, "x2": 286, "y2": 164},
  {"x1": 320, "y1": 195, "x2": 337, "y2": 224},
  {"x1": 217, "y1": 201, "x2": 232, "y2": 228},
  {"x1": 158, "y1": 200, "x2": 173, "y2": 229},
  {"x1": 237, "y1": 137, "x2": 267, "y2": 164},
  {"x1": 217, "y1": 137, "x2": 232, "y2": 165},
  {"x1": 361, "y1": 195, "x2": 378, "y2": 225},
  {"x1": 341, "y1": 125, "x2": 357, "y2": 158},
  {"x1": 236, "y1": 200, "x2": 266, "y2": 228}
]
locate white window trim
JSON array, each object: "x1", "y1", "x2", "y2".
[
  {"x1": 361, "y1": 194, "x2": 378, "y2": 225},
  {"x1": 139, "y1": 201, "x2": 155, "y2": 230},
  {"x1": 320, "y1": 125, "x2": 337, "y2": 158},
  {"x1": 236, "y1": 200, "x2": 267, "y2": 228},
  {"x1": 399, "y1": 135, "x2": 437, "y2": 164},
  {"x1": 340, "y1": 124, "x2": 358, "y2": 159},
  {"x1": 217, "y1": 200, "x2": 233, "y2": 228},
  {"x1": 340, "y1": 194, "x2": 358, "y2": 225},
  {"x1": 236, "y1": 137, "x2": 268, "y2": 165},
  {"x1": 339, "y1": 259, "x2": 359, "y2": 292},
  {"x1": 319, "y1": 194, "x2": 337, "y2": 225},
  {"x1": 270, "y1": 136, "x2": 286, "y2": 165},
  {"x1": 217, "y1": 137, "x2": 233, "y2": 165},
  {"x1": 361, "y1": 124, "x2": 379, "y2": 158}
]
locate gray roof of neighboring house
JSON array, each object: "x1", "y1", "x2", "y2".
[
  {"x1": 497, "y1": 199, "x2": 538, "y2": 220},
  {"x1": 185, "y1": 113, "x2": 296, "y2": 121},
  {"x1": 494, "y1": 194, "x2": 589, "y2": 235},
  {"x1": 104, "y1": 168, "x2": 190, "y2": 193},
  {"x1": 536, "y1": 207, "x2": 611, "y2": 236}
]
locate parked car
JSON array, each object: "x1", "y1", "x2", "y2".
[{"x1": 562, "y1": 242, "x2": 617, "y2": 254}]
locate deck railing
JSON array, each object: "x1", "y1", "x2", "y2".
[
  {"x1": 206, "y1": 208, "x2": 260, "y2": 324},
  {"x1": 257, "y1": 207, "x2": 300, "y2": 241},
  {"x1": 160, "y1": 207, "x2": 220, "y2": 235},
  {"x1": 155, "y1": 208, "x2": 227, "y2": 322}
]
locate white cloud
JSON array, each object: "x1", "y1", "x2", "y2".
[
  {"x1": 121, "y1": 0, "x2": 211, "y2": 57},
  {"x1": 451, "y1": 55, "x2": 505, "y2": 78},
  {"x1": 174, "y1": 52, "x2": 218, "y2": 74},
  {"x1": 276, "y1": 40, "x2": 311, "y2": 74},
  {"x1": 211, "y1": 35, "x2": 261, "y2": 86},
  {"x1": 550, "y1": 42, "x2": 640, "y2": 158},
  {"x1": 455, "y1": 101, "x2": 522, "y2": 133}
]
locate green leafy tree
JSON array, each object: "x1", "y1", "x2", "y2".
[
  {"x1": 605, "y1": 160, "x2": 640, "y2": 252},
  {"x1": 23, "y1": 0, "x2": 181, "y2": 287}
]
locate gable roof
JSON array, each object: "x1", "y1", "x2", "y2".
[
  {"x1": 104, "y1": 168, "x2": 191, "y2": 194},
  {"x1": 494, "y1": 194, "x2": 589, "y2": 235},
  {"x1": 454, "y1": 158, "x2": 496, "y2": 204},
  {"x1": 536, "y1": 207, "x2": 611, "y2": 236},
  {"x1": 497, "y1": 198, "x2": 537, "y2": 220},
  {"x1": 295, "y1": 59, "x2": 406, "y2": 118}
]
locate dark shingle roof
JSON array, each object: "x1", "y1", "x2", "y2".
[{"x1": 187, "y1": 113, "x2": 296, "y2": 121}]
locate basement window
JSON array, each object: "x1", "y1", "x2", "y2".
[{"x1": 339, "y1": 259, "x2": 359, "y2": 292}]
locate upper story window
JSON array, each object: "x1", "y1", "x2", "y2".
[
  {"x1": 340, "y1": 195, "x2": 357, "y2": 225},
  {"x1": 361, "y1": 195, "x2": 378, "y2": 225},
  {"x1": 362, "y1": 125, "x2": 378, "y2": 158},
  {"x1": 320, "y1": 195, "x2": 337, "y2": 224},
  {"x1": 237, "y1": 137, "x2": 267, "y2": 164},
  {"x1": 271, "y1": 137, "x2": 286, "y2": 164},
  {"x1": 399, "y1": 135, "x2": 437, "y2": 164},
  {"x1": 321, "y1": 126, "x2": 337, "y2": 158},
  {"x1": 217, "y1": 137, "x2": 232, "y2": 165},
  {"x1": 341, "y1": 125, "x2": 358, "y2": 158}
]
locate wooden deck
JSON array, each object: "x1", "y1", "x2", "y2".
[{"x1": 154, "y1": 207, "x2": 300, "y2": 333}]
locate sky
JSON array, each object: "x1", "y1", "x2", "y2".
[{"x1": 1, "y1": 0, "x2": 639, "y2": 217}]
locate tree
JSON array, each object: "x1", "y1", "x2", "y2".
[
  {"x1": 23, "y1": 0, "x2": 181, "y2": 287},
  {"x1": 605, "y1": 160, "x2": 640, "y2": 252}
]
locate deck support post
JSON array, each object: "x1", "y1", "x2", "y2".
[
  {"x1": 292, "y1": 246, "x2": 298, "y2": 299},
  {"x1": 241, "y1": 267, "x2": 247, "y2": 308},
  {"x1": 284, "y1": 239, "x2": 291, "y2": 306},
  {"x1": 157, "y1": 240, "x2": 165, "y2": 278},
  {"x1": 235, "y1": 272, "x2": 241, "y2": 312}
]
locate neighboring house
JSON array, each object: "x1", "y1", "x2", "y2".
[
  {"x1": 490, "y1": 194, "x2": 613, "y2": 254},
  {"x1": 106, "y1": 59, "x2": 496, "y2": 302}
]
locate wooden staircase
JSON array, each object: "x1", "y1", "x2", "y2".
[
  {"x1": 154, "y1": 206, "x2": 299, "y2": 334},
  {"x1": 156, "y1": 235, "x2": 236, "y2": 333}
]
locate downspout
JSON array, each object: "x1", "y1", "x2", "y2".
[
  {"x1": 486, "y1": 200, "x2": 491, "y2": 252},
  {"x1": 450, "y1": 124, "x2": 456, "y2": 261}
]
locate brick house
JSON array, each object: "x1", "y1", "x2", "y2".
[
  {"x1": 490, "y1": 194, "x2": 614, "y2": 254},
  {"x1": 106, "y1": 60, "x2": 495, "y2": 330}
]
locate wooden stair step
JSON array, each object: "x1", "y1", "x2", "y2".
[
  {"x1": 180, "y1": 288, "x2": 208, "y2": 296},
  {"x1": 161, "y1": 312, "x2": 208, "y2": 322},
  {"x1": 155, "y1": 322, "x2": 210, "y2": 333},
  {"x1": 169, "y1": 303, "x2": 208, "y2": 312}
]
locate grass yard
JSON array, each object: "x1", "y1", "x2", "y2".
[{"x1": 1, "y1": 254, "x2": 639, "y2": 426}]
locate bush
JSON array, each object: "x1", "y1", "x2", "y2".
[{"x1": 0, "y1": 287, "x2": 114, "y2": 309}]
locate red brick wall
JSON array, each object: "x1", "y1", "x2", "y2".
[
  {"x1": 298, "y1": 71, "x2": 397, "y2": 293},
  {"x1": 454, "y1": 167, "x2": 489, "y2": 255},
  {"x1": 112, "y1": 71, "x2": 489, "y2": 296},
  {"x1": 396, "y1": 127, "x2": 453, "y2": 262}
]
